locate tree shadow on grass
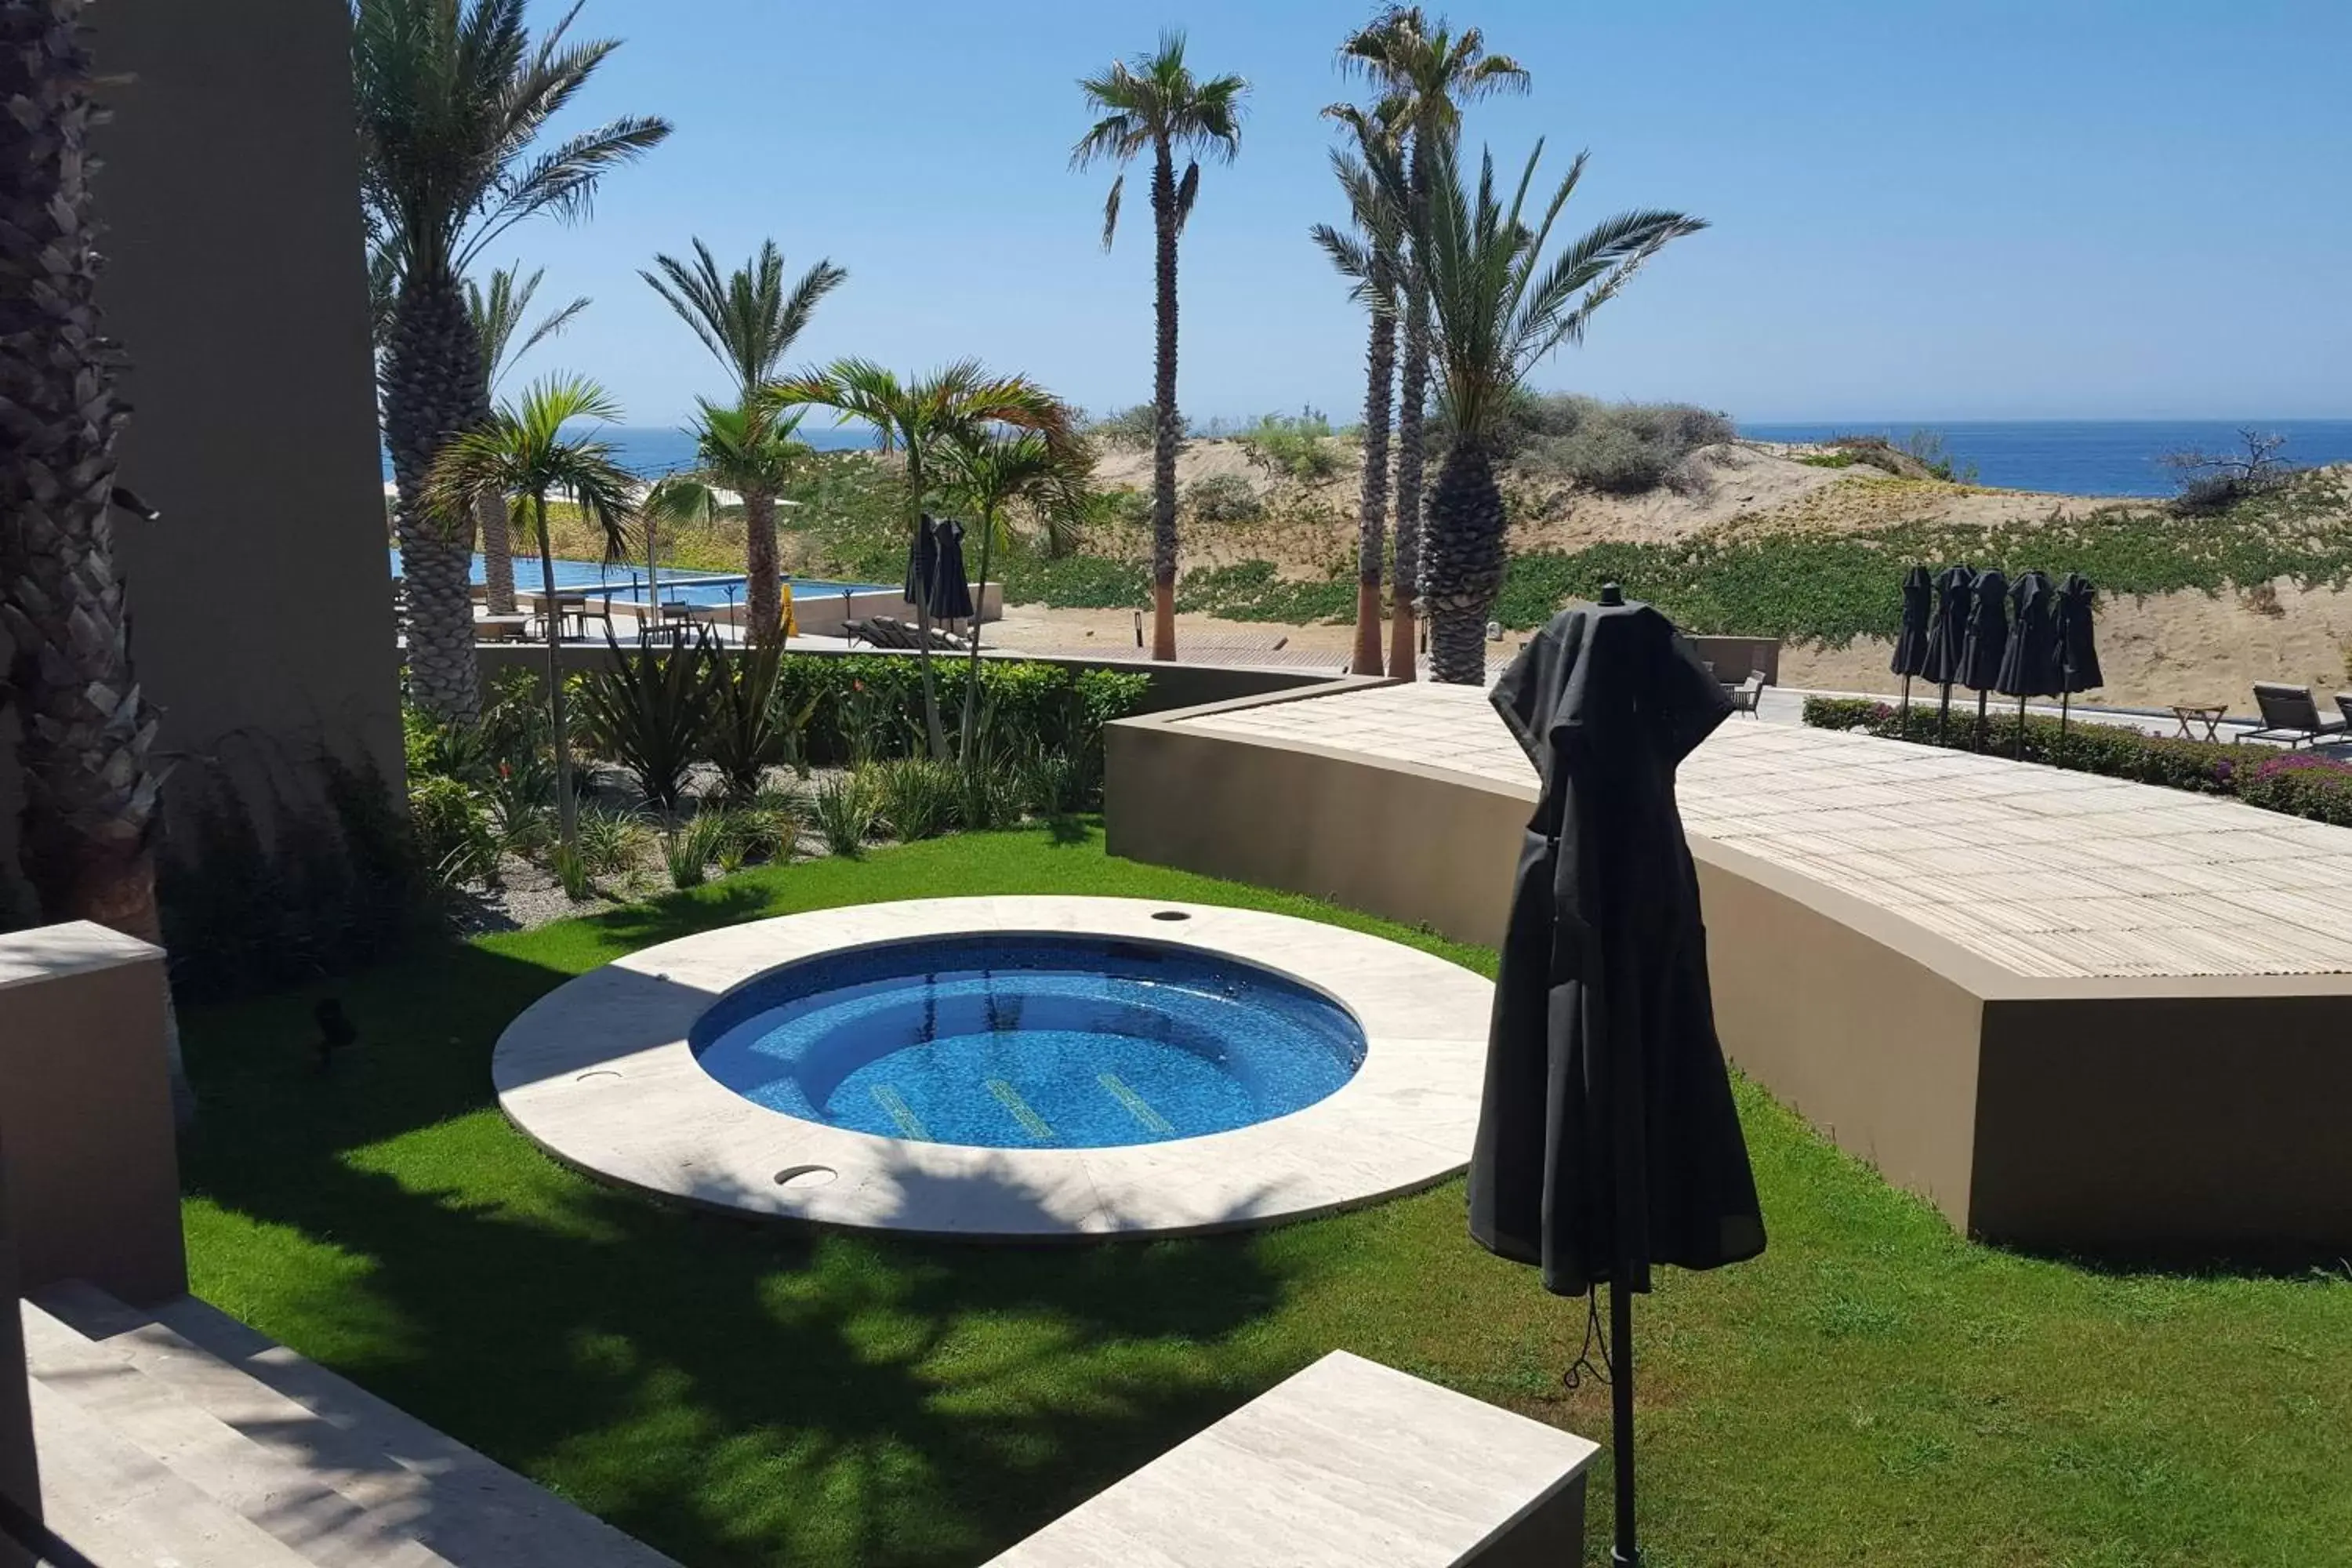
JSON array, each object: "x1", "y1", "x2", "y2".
[{"x1": 180, "y1": 937, "x2": 1316, "y2": 1568}]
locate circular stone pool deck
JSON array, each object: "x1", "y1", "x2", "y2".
[{"x1": 492, "y1": 896, "x2": 1494, "y2": 1240}]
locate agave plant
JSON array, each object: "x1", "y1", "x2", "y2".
[
  {"x1": 1338, "y1": 7, "x2": 1527, "y2": 680},
  {"x1": 702, "y1": 641, "x2": 816, "y2": 801},
  {"x1": 1073, "y1": 32, "x2": 1248, "y2": 662},
  {"x1": 1330, "y1": 140, "x2": 1703, "y2": 681},
  {"x1": 572, "y1": 630, "x2": 710, "y2": 817}
]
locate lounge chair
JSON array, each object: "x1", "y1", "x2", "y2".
[
  {"x1": 474, "y1": 612, "x2": 530, "y2": 644},
  {"x1": 2334, "y1": 692, "x2": 2352, "y2": 731},
  {"x1": 1726, "y1": 670, "x2": 1766, "y2": 717},
  {"x1": 2243, "y1": 682, "x2": 2348, "y2": 748}
]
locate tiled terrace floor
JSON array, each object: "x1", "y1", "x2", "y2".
[{"x1": 1178, "y1": 684, "x2": 2352, "y2": 981}]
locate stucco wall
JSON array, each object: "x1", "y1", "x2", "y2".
[
  {"x1": 86, "y1": 0, "x2": 400, "y2": 830},
  {"x1": 0, "y1": 1127, "x2": 34, "y2": 1548}
]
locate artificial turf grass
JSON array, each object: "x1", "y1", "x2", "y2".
[{"x1": 177, "y1": 822, "x2": 2352, "y2": 1567}]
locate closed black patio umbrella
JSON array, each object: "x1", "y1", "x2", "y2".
[
  {"x1": 1922, "y1": 564, "x2": 1975, "y2": 742},
  {"x1": 1994, "y1": 569, "x2": 2063, "y2": 759},
  {"x1": 2053, "y1": 572, "x2": 2102, "y2": 742},
  {"x1": 1889, "y1": 565, "x2": 1933, "y2": 722},
  {"x1": 1958, "y1": 566, "x2": 2009, "y2": 750},
  {"x1": 904, "y1": 514, "x2": 975, "y2": 629},
  {"x1": 1476, "y1": 585, "x2": 1767, "y2": 1568}
]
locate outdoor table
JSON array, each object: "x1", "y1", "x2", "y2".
[
  {"x1": 520, "y1": 590, "x2": 590, "y2": 639},
  {"x1": 2171, "y1": 704, "x2": 2228, "y2": 742}
]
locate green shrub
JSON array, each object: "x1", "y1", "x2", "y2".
[
  {"x1": 1477, "y1": 394, "x2": 1733, "y2": 485},
  {"x1": 811, "y1": 773, "x2": 878, "y2": 857},
  {"x1": 1236, "y1": 408, "x2": 1344, "y2": 482},
  {"x1": 1174, "y1": 558, "x2": 1356, "y2": 624},
  {"x1": 574, "y1": 637, "x2": 711, "y2": 813},
  {"x1": 1087, "y1": 404, "x2": 1182, "y2": 450},
  {"x1": 995, "y1": 551, "x2": 1149, "y2": 610},
  {"x1": 408, "y1": 774, "x2": 497, "y2": 889},
  {"x1": 551, "y1": 843, "x2": 593, "y2": 902},
  {"x1": 770, "y1": 655, "x2": 1151, "y2": 771},
  {"x1": 704, "y1": 643, "x2": 815, "y2": 800},
  {"x1": 664, "y1": 811, "x2": 735, "y2": 890},
  {"x1": 574, "y1": 805, "x2": 652, "y2": 877},
  {"x1": 1185, "y1": 473, "x2": 1263, "y2": 522},
  {"x1": 871, "y1": 757, "x2": 961, "y2": 841},
  {"x1": 2235, "y1": 753, "x2": 2352, "y2": 826}
]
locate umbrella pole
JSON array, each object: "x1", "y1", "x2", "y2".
[
  {"x1": 1900, "y1": 674, "x2": 1911, "y2": 728},
  {"x1": 2060, "y1": 691, "x2": 2071, "y2": 746},
  {"x1": 1938, "y1": 683, "x2": 1951, "y2": 745},
  {"x1": 1610, "y1": 1280, "x2": 1639, "y2": 1566},
  {"x1": 2016, "y1": 693, "x2": 2028, "y2": 760},
  {"x1": 1975, "y1": 688, "x2": 1988, "y2": 751}
]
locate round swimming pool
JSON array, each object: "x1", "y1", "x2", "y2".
[{"x1": 691, "y1": 933, "x2": 1368, "y2": 1149}]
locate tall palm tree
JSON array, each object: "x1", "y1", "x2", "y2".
[
  {"x1": 1313, "y1": 103, "x2": 1409, "y2": 676},
  {"x1": 770, "y1": 361, "x2": 1072, "y2": 759},
  {"x1": 1073, "y1": 33, "x2": 1248, "y2": 663},
  {"x1": 466, "y1": 264, "x2": 590, "y2": 614},
  {"x1": 424, "y1": 376, "x2": 637, "y2": 851},
  {"x1": 0, "y1": 0, "x2": 184, "y2": 1117},
  {"x1": 941, "y1": 426, "x2": 1094, "y2": 757},
  {"x1": 640, "y1": 400, "x2": 811, "y2": 634},
  {"x1": 1340, "y1": 7, "x2": 1526, "y2": 680},
  {"x1": 356, "y1": 0, "x2": 668, "y2": 721},
  {"x1": 1330, "y1": 140, "x2": 1702, "y2": 681},
  {"x1": 642, "y1": 239, "x2": 847, "y2": 645}
]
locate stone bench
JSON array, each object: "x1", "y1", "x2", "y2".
[{"x1": 984, "y1": 1351, "x2": 1598, "y2": 1567}]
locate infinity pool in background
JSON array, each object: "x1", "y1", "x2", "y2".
[{"x1": 690, "y1": 935, "x2": 1368, "y2": 1148}]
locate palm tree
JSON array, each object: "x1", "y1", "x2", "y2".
[
  {"x1": 0, "y1": 0, "x2": 184, "y2": 1117},
  {"x1": 770, "y1": 361, "x2": 1072, "y2": 759},
  {"x1": 641, "y1": 400, "x2": 811, "y2": 635},
  {"x1": 466, "y1": 264, "x2": 589, "y2": 614},
  {"x1": 1313, "y1": 103, "x2": 1409, "y2": 676},
  {"x1": 1330, "y1": 140, "x2": 1702, "y2": 681},
  {"x1": 1073, "y1": 32, "x2": 1248, "y2": 663},
  {"x1": 1339, "y1": 7, "x2": 1527, "y2": 680},
  {"x1": 356, "y1": 0, "x2": 668, "y2": 721},
  {"x1": 424, "y1": 376, "x2": 637, "y2": 851},
  {"x1": 642, "y1": 239, "x2": 847, "y2": 645},
  {"x1": 941, "y1": 426, "x2": 1094, "y2": 757}
]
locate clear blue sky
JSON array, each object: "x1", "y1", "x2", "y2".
[{"x1": 496, "y1": 0, "x2": 2352, "y2": 428}]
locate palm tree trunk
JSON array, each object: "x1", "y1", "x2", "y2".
[
  {"x1": 477, "y1": 489, "x2": 515, "y2": 614},
  {"x1": 1149, "y1": 143, "x2": 1181, "y2": 662},
  {"x1": 1421, "y1": 441, "x2": 1506, "y2": 685},
  {"x1": 1352, "y1": 241, "x2": 1397, "y2": 677},
  {"x1": 1389, "y1": 141, "x2": 1434, "y2": 683},
  {"x1": 744, "y1": 484, "x2": 782, "y2": 645},
  {"x1": 960, "y1": 503, "x2": 999, "y2": 760},
  {"x1": 536, "y1": 499, "x2": 578, "y2": 849},
  {"x1": 0, "y1": 0, "x2": 188, "y2": 1122},
  {"x1": 383, "y1": 275, "x2": 489, "y2": 722}
]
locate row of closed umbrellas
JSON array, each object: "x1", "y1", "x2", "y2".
[{"x1": 1889, "y1": 564, "x2": 2105, "y2": 752}]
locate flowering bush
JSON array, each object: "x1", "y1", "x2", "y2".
[{"x1": 2235, "y1": 752, "x2": 2352, "y2": 826}]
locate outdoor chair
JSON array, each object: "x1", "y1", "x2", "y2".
[
  {"x1": 2242, "y1": 682, "x2": 2348, "y2": 748},
  {"x1": 2334, "y1": 692, "x2": 2352, "y2": 731},
  {"x1": 1726, "y1": 670, "x2": 1766, "y2": 717}
]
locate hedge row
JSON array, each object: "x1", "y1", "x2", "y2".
[
  {"x1": 1801, "y1": 697, "x2": 2352, "y2": 826},
  {"x1": 771, "y1": 654, "x2": 1152, "y2": 768}
]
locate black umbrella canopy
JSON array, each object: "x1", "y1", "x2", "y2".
[
  {"x1": 2056, "y1": 572, "x2": 2103, "y2": 693},
  {"x1": 1922, "y1": 564, "x2": 1975, "y2": 685},
  {"x1": 903, "y1": 514, "x2": 976, "y2": 622},
  {"x1": 1478, "y1": 595, "x2": 1768, "y2": 1568},
  {"x1": 1958, "y1": 567, "x2": 2010, "y2": 691},
  {"x1": 1994, "y1": 570, "x2": 2065, "y2": 698},
  {"x1": 1890, "y1": 565, "x2": 1933, "y2": 679}
]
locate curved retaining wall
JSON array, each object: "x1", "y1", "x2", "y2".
[{"x1": 1104, "y1": 689, "x2": 2352, "y2": 1258}]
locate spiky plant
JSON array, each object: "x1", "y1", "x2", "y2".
[
  {"x1": 940, "y1": 423, "x2": 1093, "y2": 756},
  {"x1": 1338, "y1": 6, "x2": 1527, "y2": 679},
  {"x1": 355, "y1": 0, "x2": 667, "y2": 720},
  {"x1": 642, "y1": 238, "x2": 846, "y2": 645},
  {"x1": 0, "y1": 0, "x2": 183, "y2": 1114},
  {"x1": 769, "y1": 360, "x2": 1071, "y2": 759},
  {"x1": 1313, "y1": 102, "x2": 1410, "y2": 676},
  {"x1": 1073, "y1": 32, "x2": 1247, "y2": 662},
  {"x1": 1330, "y1": 140, "x2": 1702, "y2": 681},
  {"x1": 465, "y1": 263, "x2": 589, "y2": 613},
  {"x1": 424, "y1": 376, "x2": 637, "y2": 851}
]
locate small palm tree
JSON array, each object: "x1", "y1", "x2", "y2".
[
  {"x1": 1339, "y1": 7, "x2": 1527, "y2": 680},
  {"x1": 1073, "y1": 32, "x2": 1247, "y2": 663},
  {"x1": 1313, "y1": 103, "x2": 1410, "y2": 676},
  {"x1": 941, "y1": 426, "x2": 1094, "y2": 756},
  {"x1": 425, "y1": 376, "x2": 637, "y2": 851},
  {"x1": 642, "y1": 239, "x2": 847, "y2": 644},
  {"x1": 356, "y1": 0, "x2": 668, "y2": 721},
  {"x1": 1331, "y1": 141, "x2": 1702, "y2": 681},
  {"x1": 770, "y1": 361, "x2": 1071, "y2": 759},
  {"x1": 465, "y1": 264, "x2": 590, "y2": 614},
  {"x1": 641, "y1": 400, "x2": 811, "y2": 634}
]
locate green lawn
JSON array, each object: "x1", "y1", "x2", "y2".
[{"x1": 180, "y1": 825, "x2": 2352, "y2": 1567}]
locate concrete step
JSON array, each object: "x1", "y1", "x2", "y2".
[
  {"x1": 26, "y1": 1376, "x2": 320, "y2": 1568},
  {"x1": 27, "y1": 1283, "x2": 679, "y2": 1568}
]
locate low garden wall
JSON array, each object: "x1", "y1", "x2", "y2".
[{"x1": 1107, "y1": 691, "x2": 2352, "y2": 1258}]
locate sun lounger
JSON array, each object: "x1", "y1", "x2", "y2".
[
  {"x1": 474, "y1": 613, "x2": 531, "y2": 644},
  {"x1": 2333, "y1": 692, "x2": 2352, "y2": 731},
  {"x1": 2242, "y1": 682, "x2": 2349, "y2": 748}
]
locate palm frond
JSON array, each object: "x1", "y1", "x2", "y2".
[
  {"x1": 1173, "y1": 162, "x2": 1200, "y2": 234},
  {"x1": 1098, "y1": 172, "x2": 1123, "y2": 252}
]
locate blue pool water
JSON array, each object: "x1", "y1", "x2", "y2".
[
  {"x1": 386, "y1": 548, "x2": 879, "y2": 607},
  {"x1": 691, "y1": 935, "x2": 1367, "y2": 1149}
]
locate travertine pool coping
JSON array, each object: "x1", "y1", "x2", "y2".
[{"x1": 492, "y1": 896, "x2": 1494, "y2": 1240}]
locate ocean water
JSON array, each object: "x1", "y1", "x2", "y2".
[
  {"x1": 1739, "y1": 419, "x2": 2352, "y2": 499},
  {"x1": 380, "y1": 421, "x2": 877, "y2": 483}
]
